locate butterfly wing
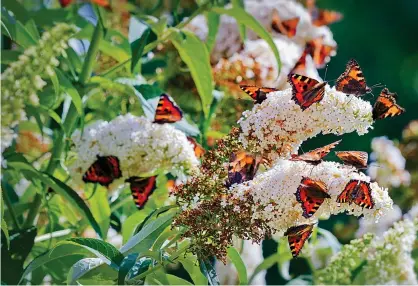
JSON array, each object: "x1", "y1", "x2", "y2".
[
  {"x1": 82, "y1": 156, "x2": 122, "y2": 186},
  {"x1": 239, "y1": 85, "x2": 278, "y2": 104},
  {"x1": 372, "y1": 88, "x2": 405, "y2": 120},
  {"x1": 312, "y1": 8, "x2": 343, "y2": 26},
  {"x1": 290, "y1": 140, "x2": 341, "y2": 164},
  {"x1": 272, "y1": 10, "x2": 300, "y2": 38},
  {"x1": 154, "y1": 94, "x2": 183, "y2": 124},
  {"x1": 353, "y1": 181, "x2": 374, "y2": 209},
  {"x1": 335, "y1": 151, "x2": 368, "y2": 169},
  {"x1": 226, "y1": 151, "x2": 261, "y2": 187},
  {"x1": 291, "y1": 49, "x2": 309, "y2": 74},
  {"x1": 288, "y1": 74, "x2": 326, "y2": 110},
  {"x1": 284, "y1": 224, "x2": 314, "y2": 258},
  {"x1": 128, "y1": 176, "x2": 157, "y2": 209},
  {"x1": 187, "y1": 137, "x2": 205, "y2": 158},
  {"x1": 296, "y1": 177, "x2": 330, "y2": 218},
  {"x1": 337, "y1": 179, "x2": 358, "y2": 204},
  {"x1": 308, "y1": 38, "x2": 336, "y2": 68},
  {"x1": 59, "y1": 0, "x2": 73, "y2": 7},
  {"x1": 336, "y1": 59, "x2": 371, "y2": 96}
]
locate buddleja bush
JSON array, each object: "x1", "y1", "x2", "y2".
[{"x1": 1, "y1": 0, "x2": 416, "y2": 285}]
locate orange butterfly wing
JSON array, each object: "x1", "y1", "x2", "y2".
[
  {"x1": 288, "y1": 74, "x2": 326, "y2": 110},
  {"x1": 337, "y1": 180, "x2": 374, "y2": 209},
  {"x1": 307, "y1": 38, "x2": 336, "y2": 68},
  {"x1": 226, "y1": 151, "x2": 261, "y2": 187},
  {"x1": 239, "y1": 85, "x2": 279, "y2": 104},
  {"x1": 335, "y1": 151, "x2": 368, "y2": 169},
  {"x1": 83, "y1": 155, "x2": 122, "y2": 186},
  {"x1": 127, "y1": 176, "x2": 157, "y2": 209},
  {"x1": 312, "y1": 9, "x2": 343, "y2": 26},
  {"x1": 272, "y1": 10, "x2": 299, "y2": 38},
  {"x1": 187, "y1": 137, "x2": 205, "y2": 158},
  {"x1": 291, "y1": 49, "x2": 309, "y2": 74},
  {"x1": 154, "y1": 94, "x2": 183, "y2": 124},
  {"x1": 284, "y1": 224, "x2": 314, "y2": 257},
  {"x1": 296, "y1": 177, "x2": 330, "y2": 218},
  {"x1": 290, "y1": 140, "x2": 341, "y2": 164},
  {"x1": 372, "y1": 88, "x2": 405, "y2": 120},
  {"x1": 336, "y1": 59, "x2": 371, "y2": 96}
]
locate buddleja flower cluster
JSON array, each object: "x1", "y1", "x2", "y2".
[
  {"x1": 239, "y1": 85, "x2": 373, "y2": 161},
  {"x1": 315, "y1": 218, "x2": 418, "y2": 285},
  {"x1": 228, "y1": 160, "x2": 392, "y2": 235},
  {"x1": 1, "y1": 23, "x2": 76, "y2": 153},
  {"x1": 368, "y1": 136, "x2": 410, "y2": 188},
  {"x1": 68, "y1": 114, "x2": 198, "y2": 190}
]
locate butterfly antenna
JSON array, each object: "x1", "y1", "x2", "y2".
[
  {"x1": 370, "y1": 82, "x2": 384, "y2": 89},
  {"x1": 323, "y1": 64, "x2": 329, "y2": 82}
]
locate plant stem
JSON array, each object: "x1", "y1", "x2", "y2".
[{"x1": 79, "y1": 19, "x2": 104, "y2": 85}]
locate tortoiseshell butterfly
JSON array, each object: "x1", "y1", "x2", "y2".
[
  {"x1": 291, "y1": 49, "x2": 309, "y2": 74},
  {"x1": 290, "y1": 140, "x2": 341, "y2": 165},
  {"x1": 226, "y1": 150, "x2": 261, "y2": 187},
  {"x1": 335, "y1": 151, "x2": 368, "y2": 169},
  {"x1": 296, "y1": 177, "x2": 330, "y2": 218},
  {"x1": 284, "y1": 224, "x2": 314, "y2": 258},
  {"x1": 271, "y1": 9, "x2": 300, "y2": 38},
  {"x1": 83, "y1": 155, "x2": 122, "y2": 186},
  {"x1": 154, "y1": 94, "x2": 183, "y2": 124},
  {"x1": 59, "y1": 0, "x2": 110, "y2": 8},
  {"x1": 239, "y1": 85, "x2": 279, "y2": 104},
  {"x1": 311, "y1": 9, "x2": 343, "y2": 27},
  {"x1": 372, "y1": 88, "x2": 405, "y2": 120},
  {"x1": 288, "y1": 74, "x2": 327, "y2": 110},
  {"x1": 337, "y1": 179, "x2": 374, "y2": 209},
  {"x1": 336, "y1": 59, "x2": 371, "y2": 96},
  {"x1": 187, "y1": 137, "x2": 205, "y2": 158},
  {"x1": 126, "y1": 176, "x2": 157, "y2": 209},
  {"x1": 307, "y1": 38, "x2": 336, "y2": 68}
]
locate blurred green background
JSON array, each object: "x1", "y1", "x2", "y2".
[{"x1": 304, "y1": 0, "x2": 418, "y2": 153}]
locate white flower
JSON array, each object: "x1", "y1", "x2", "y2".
[
  {"x1": 356, "y1": 204, "x2": 402, "y2": 237},
  {"x1": 406, "y1": 204, "x2": 418, "y2": 220},
  {"x1": 67, "y1": 114, "x2": 198, "y2": 190},
  {"x1": 368, "y1": 136, "x2": 410, "y2": 187},
  {"x1": 227, "y1": 160, "x2": 392, "y2": 235},
  {"x1": 239, "y1": 85, "x2": 373, "y2": 161}
]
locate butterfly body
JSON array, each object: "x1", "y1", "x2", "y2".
[
  {"x1": 154, "y1": 94, "x2": 183, "y2": 124},
  {"x1": 284, "y1": 224, "x2": 314, "y2": 257},
  {"x1": 272, "y1": 10, "x2": 300, "y2": 38},
  {"x1": 372, "y1": 88, "x2": 405, "y2": 120},
  {"x1": 290, "y1": 140, "x2": 341, "y2": 165},
  {"x1": 126, "y1": 176, "x2": 157, "y2": 209},
  {"x1": 296, "y1": 177, "x2": 330, "y2": 218},
  {"x1": 335, "y1": 151, "x2": 368, "y2": 169},
  {"x1": 336, "y1": 59, "x2": 371, "y2": 96},
  {"x1": 82, "y1": 155, "x2": 122, "y2": 186},
  {"x1": 337, "y1": 179, "x2": 374, "y2": 209},
  {"x1": 239, "y1": 85, "x2": 279, "y2": 104},
  {"x1": 226, "y1": 151, "x2": 261, "y2": 187},
  {"x1": 288, "y1": 74, "x2": 326, "y2": 110}
]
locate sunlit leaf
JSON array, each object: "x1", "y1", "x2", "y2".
[{"x1": 227, "y1": 246, "x2": 248, "y2": 285}]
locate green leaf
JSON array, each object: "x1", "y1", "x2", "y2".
[
  {"x1": 65, "y1": 238, "x2": 124, "y2": 266},
  {"x1": 67, "y1": 257, "x2": 118, "y2": 285},
  {"x1": 277, "y1": 237, "x2": 292, "y2": 280},
  {"x1": 125, "y1": 256, "x2": 153, "y2": 284},
  {"x1": 55, "y1": 69, "x2": 83, "y2": 116},
  {"x1": 227, "y1": 246, "x2": 248, "y2": 285},
  {"x1": 199, "y1": 259, "x2": 220, "y2": 286},
  {"x1": 231, "y1": 0, "x2": 246, "y2": 41},
  {"x1": 166, "y1": 274, "x2": 193, "y2": 285},
  {"x1": 2, "y1": 0, "x2": 40, "y2": 41},
  {"x1": 178, "y1": 254, "x2": 208, "y2": 286},
  {"x1": 249, "y1": 253, "x2": 280, "y2": 284},
  {"x1": 171, "y1": 30, "x2": 213, "y2": 117},
  {"x1": 120, "y1": 210, "x2": 176, "y2": 255},
  {"x1": 49, "y1": 69, "x2": 60, "y2": 98},
  {"x1": 117, "y1": 253, "x2": 138, "y2": 285},
  {"x1": 212, "y1": 6, "x2": 281, "y2": 73},
  {"x1": 205, "y1": 12, "x2": 220, "y2": 52},
  {"x1": 87, "y1": 185, "x2": 111, "y2": 239},
  {"x1": 1, "y1": 218, "x2": 10, "y2": 250},
  {"x1": 1, "y1": 10, "x2": 37, "y2": 48},
  {"x1": 129, "y1": 17, "x2": 151, "y2": 73},
  {"x1": 122, "y1": 210, "x2": 152, "y2": 243},
  {"x1": 1, "y1": 49, "x2": 20, "y2": 65},
  {"x1": 7, "y1": 162, "x2": 103, "y2": 238}
]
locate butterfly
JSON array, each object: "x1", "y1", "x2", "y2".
[
  {"x1": 311, "y1": 9, "x2": 343, "y2": 26},
  {"x1": 154, "y1": 94, "x2": 183, "y2": 124},
  {"x1": 296, "y1": 177, "x2": 330, "y2": 218},
  {"x1": 187, "y1": 137, "x2": 205, "y2": 158},
  {"x1": 226, "y1": 151, "x2": 261, "y2": 187},
  {"x1": 288, "y1": 74, "x2": 327, "y2": 110},
  {"x1": 290, "y1": 140, "x2": 341, "y2": 165},
  {"x1": 336, "y1": 179, "x2": 374, "y2": 209},
  {"x1": 306, "y1": 38, "x2": 336, "y2": 68},
  {"x1": 372, "y1": 88, "x2": 405, "y2": 120},
  {"x1": 291, "y1": 49, "x2": 309, "y2": 74},
  {"x1": 336, "y1": 59, "x2": 371, "y2": 96},
  {"x1": 125, "y1": 176, "x2": 157, "y2": 209},
  {"x1": 59, "y1": 0, "x2": 110, "y2": 8},
  {"x1": 335, "y1": 151, "x2": 368, "y2": 169},
  {"x1": 82, "y1": 155, "x2": 122, "y2": 186},
  {"x1": 284, "y1": 224, "x2": 314, "y2": 258},
  {"x1": 239, "y1": 85, "x2": 279, "y2": 104},
  {"x1": 271, "y1": 9, "x2": 300, "y2": 38}
]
